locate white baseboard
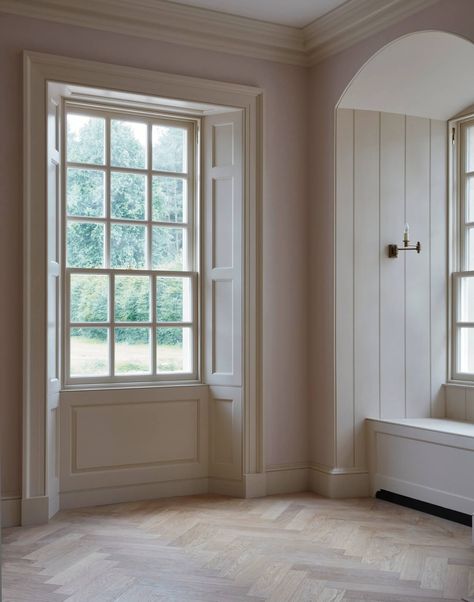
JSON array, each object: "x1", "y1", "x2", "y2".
[
  {"x1": 21, "y1": 496, "x2": 50, "y2": 526},
  {"x1": 60, "y1": 477, "x2": 209, "y2": 510},
  {"x1": 208, "y1": 477, "x2": 244, "y2": 497},
  {"x1": 2, "y1": 497, "x2": 21, "y2": 528},
  {"x1": 244, "y1": 472, "x2": 267, "y2": 498},
  {"x1": 265, "y1": 467, "x2": 309, "y2": 495},
  {"x1": 310, "y1": 465, "x2": 370, "y2": 498}
]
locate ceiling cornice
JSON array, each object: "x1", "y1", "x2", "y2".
[
  {"x1": 0, "y1": 0, "x2": 440, "y2": 67},
  {"x1": 304, "y1": 0, "x2": 439, "y2": 64}
]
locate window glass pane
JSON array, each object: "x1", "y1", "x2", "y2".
[
  {"x1": 459, "y1": 327, "x2": 474, "y2": 374},
  {"x1": 115, "y1": 275, "x2": 150, "y2": 322},
  {"x1": 70, "y1": 274, "x2": 109, "y2": 322},
  {"x1": 111, "y1": 224, "x2": 146, "y2": 269},
  {"x1": 466, "y1": 176, "x2": 474, "y2": 223},
  {"x1": 152, "y1": 176, "x2": 186, "y2": 223},
  {"x1": 152, "y1": 125, "x2": 187, "y2": 173},
  {"x1": 156, "y1": 327, "x2": 192, "y2": 373},
  {"x1": 466, "y1": 126, "x2": 474, "y2": 173},
  {"x1": 115, "y1": 328, "x2": 151, "y2": 375},
  {"x1": 152, "y1": 226, "x2": 185, "y2": 270},
  {"x1": 466, "y1": 228, "x2": 474, "y2": 270},
  {"x1": 67, "y1": 114, "x2": 105, "y2": 165},
  {"x1": 67, "y1": 222, "x2": 104, "y2": 268},
  {"x1": 111, "y1": 172, "x2": 147, "y2": 220},
  {"x1": 157, "y1": 277, "x2": 192, "y2": 322},
  {"x1": 111, "y1": 120, "x2": 147, "y2": 169},
  {"x1": 67, "y1": 168, "x2": 105, "y2": 217},
  {"x1": 70, "y1": 327, "x2": 109, "y2": 376},
  {"x1": 459, "y1": 276, "x2": 474, "y2": 323}
]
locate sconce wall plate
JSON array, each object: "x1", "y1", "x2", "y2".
[{"x1": 388, "y1": 241, "x2": 421, "y2": 258}]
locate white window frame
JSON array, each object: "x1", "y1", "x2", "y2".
[
  {"x1": 62, "y1": 101, "x2": 200, "y2": 386},
  {"x1": 450, "y1": 113, "x2": 474, "y2": 381},
  {"x1": 23, "y1": 51, "x2": 263, "y2": 525}
]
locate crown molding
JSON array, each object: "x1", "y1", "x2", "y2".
[
  {"x1": 0, "y1": 0, "x2": 307, "y2": 65},
  {"x1": 0, "y1": 0, "x2": 440, "y2": 67},
  {"x1": 304, "y1": 0, "x2": 440, "y2": 64}
]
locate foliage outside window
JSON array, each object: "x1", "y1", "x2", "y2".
[{"x1": 64, "y1": 104, "x2": 198, "y2": 384}]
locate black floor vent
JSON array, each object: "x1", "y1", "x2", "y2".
[{"x1": 376, "y1": 489, "x2": 472, "y2": 527}]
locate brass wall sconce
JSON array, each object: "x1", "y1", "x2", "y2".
[{"x1": 388, "y1": 224, "x2": 421, "y2": 258}]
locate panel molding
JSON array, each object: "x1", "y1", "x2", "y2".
[
  {"x1": 60, "y1": 387, "x2": 208, "y2": 493},
  {"x1": 0, "y1": 0, "x2": 438, "y2": 66}
]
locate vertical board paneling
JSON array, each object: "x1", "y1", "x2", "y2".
[
  {"x1": 380, "y1": 113, "x2": 405, "y2": 418},
  {"x1": 430, "y1": 120, "x2": 448, "y2": 417},
  {"x1": 405, "y1": 117, "x2": 431, "y2": 418},
  {"x1": 336, "y1": 109, "x2": 355, "y2": 467},
  {"x1": 354, "y1": 110, "x2": 380, "y2": 467},
  {"x1": 335, "y1": 109, "x2": 447, "y2": 469}
]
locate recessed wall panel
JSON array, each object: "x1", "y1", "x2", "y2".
[
  {"x1": 212, "y1": 280, "x2": 233, "y2": 374},
  {"x1": 212, "y1": 177, "x2": 234, "y2": 269},
  {"x1": 212, "y1": 123, "x2": 234, "y2": 167},
  {"x1": 73, "y1": 400, "x2": 198, "y2": 471},
  {"x1": 212, "y1": 398, "x2": 233, "y2": 464}
]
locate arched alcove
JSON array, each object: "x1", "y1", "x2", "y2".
[
  {"x1": 338, "y1": 30, "x2": 474, "y2": 118},
  {"x1": 333, "y1": 31, "x2": 474, "y2": 477}
]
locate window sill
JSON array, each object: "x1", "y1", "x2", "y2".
[{"x1": 61, "y1": 379, "x2": 205, "y2": 393}]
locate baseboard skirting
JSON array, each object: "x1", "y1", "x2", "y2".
[
  {"x1": 2, "y1": 497, "x2": 21, "y2": 528},
  {"x1": 21, "y1": 495, "x2": 50, "y2": 526},
  {"x1": 265, "y1": 467, "x2": 309, "y2": 495},
  {"x1": 309, "y1": 465, "x2": 370, "y2": 498},
  {"x1": 8, "y1": 466, "x2": 372, "y2": 525},
  {"x1": 60, "y1": 477, "x2": 209, "y2": 510},
  {"x1": 209, "y1": 477, "x2": 244, "y2": 497}
]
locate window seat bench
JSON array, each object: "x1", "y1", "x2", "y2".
[{"x1": 366, "y1": 418, "x2": 474, "y2": 536}]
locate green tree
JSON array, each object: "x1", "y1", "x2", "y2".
[{"x1": 67, "y1": 117, "x2": 187, "y2": 346}]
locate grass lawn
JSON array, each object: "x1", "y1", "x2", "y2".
[{"x1": 71, "y1": 336, "x2": 185, "y2": 376}]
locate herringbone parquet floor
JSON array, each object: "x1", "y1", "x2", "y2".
[{"x1": 2, "y1": 493, "x2": 473, "y2": 601}]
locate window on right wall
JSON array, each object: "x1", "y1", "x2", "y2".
[{"x1": 451, "y1": 115, "x2": 474, "y2": 380}]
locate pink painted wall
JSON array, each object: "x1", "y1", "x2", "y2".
[
  {"x1": 309, "y1": 0, "x2": 474, "y2": 468},
  {"x1": 0, "y1": 12, "x2": 309, "y2": 499}
]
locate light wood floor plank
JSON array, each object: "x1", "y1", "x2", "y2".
[{"x1": 2, "y1": 493, "x2": 473, "y2": 601}]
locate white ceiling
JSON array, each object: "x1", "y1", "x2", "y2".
[
  {"x1": 339, "y1": 31, "x2": 474, "y2": 120},
  {"x1": 168, "y1": 0, "x2": 348, "y2": 27}
]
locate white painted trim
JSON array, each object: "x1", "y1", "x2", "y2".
[
  {"x1": 21, "y1": 496, "x2": 50, "y2": 526},
  {"x1": 304, "y1": 0, "x2": 439, "y2": 65},
  {"x1": 208, "y1": 477, "x2": 244, "y2": 497},
  {"x1": 60, "y1": 478, "x2": 209, "y2": 510},
  {"x1": 0, "y1": 0, "x2": 305, "y2": 66},
  {"x1": 265, "y1": 467, "x2": 309, "y2": 495},
  {"x1": 374, "y1": 474, "x2": 474, "y2": 516},
  {"x1": 309, "y1": 465, "x2": 370, "y2": 498},
  {"x1": 23, "y1": 51, "x2": 264, "y2": 523},
  {"x1": 1, "y1": 498, "x2": 21, "y2": 528},
  {"x1": 0, "y1": 0, "x2": 438, "y2": 66},
  {"x1": 243, "y1": 472, "x2": 266, "y2": 498}
]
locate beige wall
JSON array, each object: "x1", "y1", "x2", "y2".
[
  {"x1": 309, "y1": 0, "x2": 474, "y2": 469},
  {"x1": 0, "y1": 12, "x2": 309, "y2": 500}
]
